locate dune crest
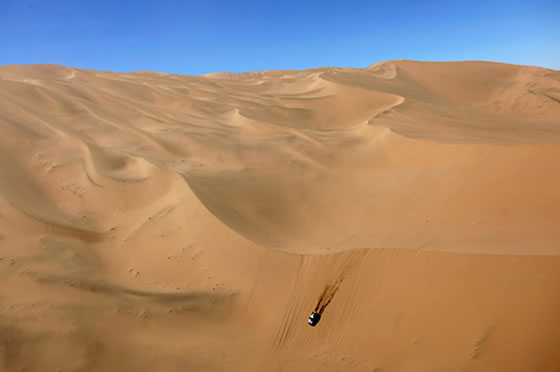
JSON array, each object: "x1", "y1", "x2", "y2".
[
  {"x1": 1, "y1": 60, "x2": 560, "y2": 371},
  {"x1": 3, "y1": 60, "x2": 558, "y2": 254}
]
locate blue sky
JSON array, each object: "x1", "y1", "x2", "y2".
[{"x1": 1, "y1": 0, "x2": 558, "y2": 75}]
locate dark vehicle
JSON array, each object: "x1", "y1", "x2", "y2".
[{"x1": 307, "y1": 312, "x2": 321, "y2": 327}]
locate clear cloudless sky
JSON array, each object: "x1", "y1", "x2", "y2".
[{"x1": 1, "y1": 0, "x2": 558, "y2": 75}]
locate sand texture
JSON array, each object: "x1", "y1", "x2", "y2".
[{"x1": 1, "y1": 60, "x2": 560, "y2": 371}]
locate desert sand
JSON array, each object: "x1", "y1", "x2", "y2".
[{"x1": 0, "y1": 60, "x2": 559, "y2": 371}]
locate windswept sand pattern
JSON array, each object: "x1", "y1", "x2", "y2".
[{"x1": 1, "y1": 60, "x2": 560, "y2": 371}]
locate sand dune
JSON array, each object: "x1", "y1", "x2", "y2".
[{"x1": 0, "y1": 60, "x2": 559, "y2": 371}]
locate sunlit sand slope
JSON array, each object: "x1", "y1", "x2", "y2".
[{"x1": 0, "y1": 60, "x2": 559, "y2": 371}]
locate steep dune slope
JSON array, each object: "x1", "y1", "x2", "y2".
[{"x1": 0, "y1": 61, "x2": 559, "y2": 371}]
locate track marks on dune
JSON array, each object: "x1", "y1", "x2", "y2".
[
  {"x1": 468, "y1": 325, "x2": 495, "y2": 360},
  {"x1": 273, "y1": 249, "x2": 367, "y2": 352},
  {"x1": 312, "y1": 250, "x2": 366, "y2": 316},
  {"x1": 274, "y1": 255, "x2": 308, "y2": 349},
  {"x1": 314, "y1": 275, "x2": 343, "y2": 315}
]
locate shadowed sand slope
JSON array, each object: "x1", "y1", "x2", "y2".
[{"x1": 0, "y1": 60, "x2": 560, "y2": 371}]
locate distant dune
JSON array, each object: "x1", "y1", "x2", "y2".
[{"x1": 1, "y1": 60, "x2": 559, "y2": 371}]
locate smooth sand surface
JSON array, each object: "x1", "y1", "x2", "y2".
[{"x1": 0, "y1": 60, "x2": 559, "y2": 371}]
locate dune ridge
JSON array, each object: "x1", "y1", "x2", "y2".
[{"x1": 1, "y1": 60, "x2": 560, "y2": 371}]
